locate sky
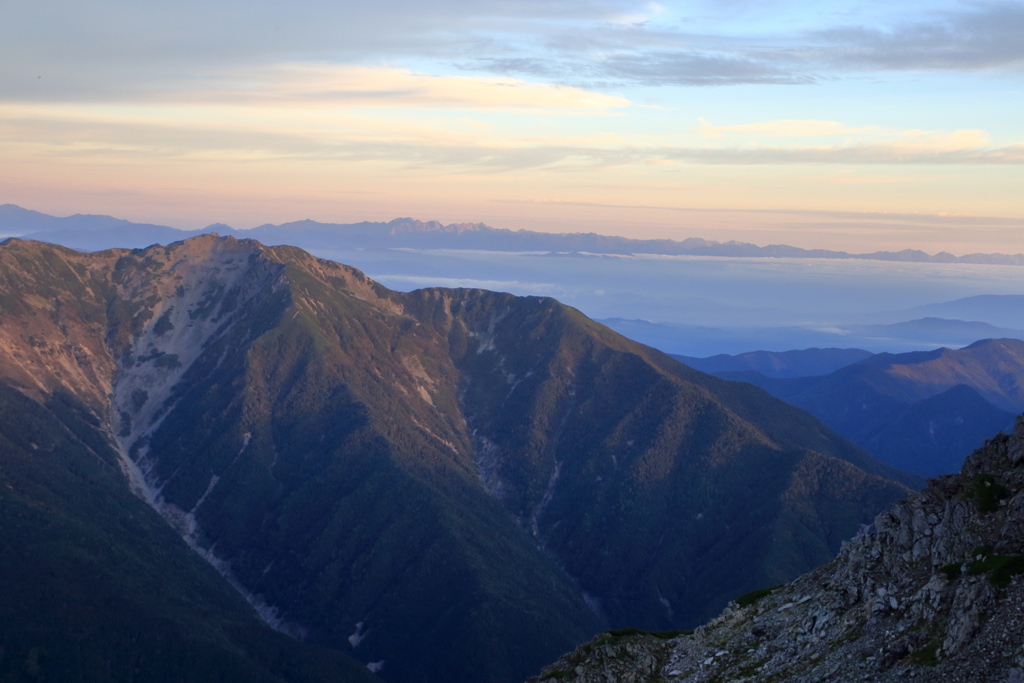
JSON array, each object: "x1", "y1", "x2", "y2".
[{"x1": 2, "y1": 0, "x2": 1023, "y2": 253}]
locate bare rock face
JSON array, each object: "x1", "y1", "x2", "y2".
[{"x1": 531, "y1": 414, "x2": 1024, "y2": 683}]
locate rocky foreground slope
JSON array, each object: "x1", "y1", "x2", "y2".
[{"x1": 531, "y1": 414, "x2": 1024, "y2": 683}]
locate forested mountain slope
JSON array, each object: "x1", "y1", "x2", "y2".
[
  {"x1": 720, "y1": 340, "x2": 1024, "y2": 476},
  {"x1": 0, "y1": 235, "x2": 913, "y2": 683},
  {"x1": 0, "y1": 382, "x2": 380, "y2": 683},
  {"x1": 531, "y1": 413, "x2": 1024, "y2": 683}
]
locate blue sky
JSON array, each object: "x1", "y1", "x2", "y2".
[{"x1": 2, "y1": 0, "x2": 1022, "y2": 252}]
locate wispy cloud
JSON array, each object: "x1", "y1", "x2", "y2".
[
  {"x1": 490, "y1": 200, "x2": 1024, "y2": 229},
  {"x1": 3, "y1": 103, "x2": 1020, "y2": 173},
  {"x1": 663, "y1": 138, "x2": 1024, "y2": 166},
  {"x1": 5, "y1": 1, "x2": 1024, "y2": 105},
  {"x1": 810, "y1": 2, "x2": 1024, "y2": 72},
  {"x1": 698, "y1": 119, "x2": 869, "y2": 139},
  {"x1": 465, "y1": 2, "x2": 1024, "y2": 87},
  {"x1": 174, "y1": 64, "x2": 633, "y2": 111},
  {"x1": 587, "y1": 50, "x2": 814, "y2": 86},
  {"x1": 367, "y1": 274, "x2": 565, "y2": 296}
]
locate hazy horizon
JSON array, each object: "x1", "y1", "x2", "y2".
[{"x1": 5, "y1": 202, "x2": 1024, "y2": 260}]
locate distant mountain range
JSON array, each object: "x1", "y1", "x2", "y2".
[
  {"x1": 874, "y1": 294, "x2": 1024, "y2": 329},
  {"x1": 0, "y1": 235, "x2": 916, "y2": 683},
  {"x1": 707, "y1": 339, "x2": 1023, "y2": 477},
  {"x1": 672, "y1": 348, "x2": 875, "y2": 379},
  {"x1": 4, "y1": 203, "x2": 1024, "y2": 265},
  {"x1": 846, "y1": 317, "x2": 1024, "y2": 346},
  {"x1": 601, "y1": 316, "x2": 1024, "y2": 357}
]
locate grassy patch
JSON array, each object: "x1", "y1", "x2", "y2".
[
  {"x1": 735, "y1": 585, "x2": 784, "y2": 608},
  {"x1": 910, "y1": 641, "x2": 940, "y2": 666},
  {"x1": 131, "y1": 389, "x2": 149, "y2": 411},
  {"x1": 966, "y1": 474, "x2": 1009, "y2": 513},
  {"x1": 939, "y1": 562, "x2": 963, "y2": 581},
  {"x1": 603, "y1": 627, "x2": 692, "y2": 641},
  {"x1": 154, "y1": 353, "x2": 181, "y2": 369},
  {"x1": 966, "y1": 546, "x2": 1024, "y2": 588},
  {"x1": 651, "y1": 629, "x2": 693, "y2": 639},
  {"x1": 606, "y1": 627, "x2": 649, "y2": 637},
  {"x1": 153, "y1": 310, "x2": 175, "y2": 336},
  {"x1": 734, "y1": 659, "x2": 768, "y2": 678}
]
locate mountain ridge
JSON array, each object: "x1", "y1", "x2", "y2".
[
  {"x1": 604, "y1": 316, "x2": 1024, "y2": 358},
  {"x1": 871, "y1": 295, "x2": 1024, "y2": 329},
  {"x1": 717, "y1": 339, "x2": 1024, "y2": 476},
  {"x1": 4, "y1": 204, "x2": 1024, "y2": 264},
  {"x1": 671, "y1": 348, "x2": 874, "y2": 378},
  {"x1": 0, "y1": 234, "x2": 917, "y2": 683}
]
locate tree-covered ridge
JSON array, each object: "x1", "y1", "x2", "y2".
[{"x1": 0, "y1": 381, "x2": 381, "y2": 683}]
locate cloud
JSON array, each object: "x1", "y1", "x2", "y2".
[
  {"x1": 698, "y1": 119, "x2": 868, "y2": 139},
  {"x1": 5, "y1": 0, "x2": 1023, "y2": 108},
  {"x1": 367, "y1": 274, "x2": 564, "y2": 296},
  {"x1": 466, "y1": 2, "x2": 1024, "y2": 87},
  {"x1": 587, "y1": 50, "x2": 814, "y2": 86},
  {"x1": 0, "y1": 0, "x2": 630, "y2": 101},
  {"x1": 175, "y1": 64, "x2": 632, "y2": 111},
  {"x1": 659, "y1": 140, "x2": 1024, "y2": 166},
  {"x1": 811, "y1": 2, "x2": 1024, "y2": 72},
  {"x1": 608, "y1": 1, "x2": 665, "y2": 26},
  {"x1": 3, "y1": 102, "x2": 1021, "y2": 175}
]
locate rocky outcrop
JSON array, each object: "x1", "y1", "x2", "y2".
[{"x1": 531, "y1": 414, "x2": 1024, "y2": 683}]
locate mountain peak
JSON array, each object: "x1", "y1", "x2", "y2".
[
  {"x1": 0, "y1": 234, "x2": 914, "y2": 683},
  {"x1": 201, "y1": 222, "x2": 235, "y2": 232},
  {"x1": 385, "y1": 217, "x2": 492, "y2": 234}
]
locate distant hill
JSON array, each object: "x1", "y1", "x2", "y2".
[
  {"x1": 0, "y1": 203, "x2": 180, "y2": 236},
  {"x1": 4, "y1": 204, "x2": 1024, "y2": 265},
  {"x1": 672, "y1": 348, "x2": 874, "y2": 378},
  {"x1": 602, "y1": 317, "x2": 1024, "y2": 358},
  {"x1": 859, "y1": 384, "x2": 1016, "y2": 476},
  {"x1": 720, "y1": 338, "x2": 1024, "y2": 476},
  {"x1": 878, "y1": 294, "x2": 1024, "y2": 329},
  {"x1": 599, "y1": 319, "x2": 891, "y2": 357},
  {"x1": 844, "y1": 317, "x2": 1024, "y2": 347}
]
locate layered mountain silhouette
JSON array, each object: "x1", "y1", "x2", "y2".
[
  {"x1": 0, "y1": 235, "x2": 917, "y2": 683},
  {"x1": 875, "y1": 294, "x2": 1024, "y2": 329},
  {"x1": 603, "y1": 316, "x2": 1024, "y2": 357},
  {"x1": 4, "y1": 203, "x2": 1024, "y2": 265},
  {"x1": 672, "y1": 348, "x2": 874, "y2": 379},
  {"x1": 719, "y1": 340, "x2": 1024, "y2": 477},
  {"x1": 844, "y1": 318, "x2": 1024, "y2": 347}
]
